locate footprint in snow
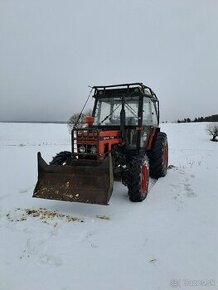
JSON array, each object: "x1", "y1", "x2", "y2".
[
  {"x1": 183, "y1": 179, "x2": 197, "y2": 197},
  {"x1": 80, "y1": 230, "x2": 98, "y2": 248},
  {"x1": 170, "y1": 184, "x2": 180, "y2": 189},
  {"x1": 22, "y1": 238, "x2": 44, "y2": 257},
  {"x1": 39, "y1": 254, "x2": 63, "y2": 267},
  {"x1": 19, "y1": 188, "x2": 30, "y2": 194},
  {"x1": 184, "y1": 184, "x2": 197, "y2": 197},
  {"x1": 149, "y1": 258, "x2": 157, "y2": 263}
]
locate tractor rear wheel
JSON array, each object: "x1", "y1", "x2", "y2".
[
  {"x1": 49, "y1": 151, "x2": 72, "y2": 165},
  {"x1": 149, "y1": 132, "x2": 168, "y2": 179},
  {"x1": 127, "y1": 155, "x2": 149, "y2": 202}
]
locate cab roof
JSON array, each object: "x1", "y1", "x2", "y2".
[{"x1": 92, "y1": 83, "x2": 158, "y2": 102}]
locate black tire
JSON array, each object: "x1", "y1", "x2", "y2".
[
  {"x1": 149, "y1": 132, "x2": 168, "y2": 179},
  {"x1": 49, "y1": 151, "x2": 72, "y2": 165},
  {"x1": 127, "y1": 155, "x2": 150, "y2": 202}
]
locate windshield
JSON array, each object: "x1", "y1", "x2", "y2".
[{"x1": 93, "y1": 96, "x2": 139, "y2": 126}]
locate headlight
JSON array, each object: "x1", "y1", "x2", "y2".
[
  {"x1": 78, "y1": 145, "x2": 86, "y2": 153},
  {"x1": 90, "y1": 145, "x2": 97, "y2": 154}
]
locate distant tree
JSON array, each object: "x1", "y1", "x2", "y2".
[
  {"x1": 206, "y1": 123, "x2": 218, "y2": 142},
  {"x1": 205, "y1": 114, "x2": 218, "y2": 122},
  {"x1": 67, "y1": 109, "x2": 92, "y2": 132}
]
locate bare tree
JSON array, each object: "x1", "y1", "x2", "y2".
[
  {"x1": 67, "y1": 109, "x2": 92, "y2": 132},
  {"x1": 206, "y1": 123, "x2": 218, "y2": 142}
]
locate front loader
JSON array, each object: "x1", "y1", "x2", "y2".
[{"x1": 33, "y1": 83, "x2": 168, "y2": 205}]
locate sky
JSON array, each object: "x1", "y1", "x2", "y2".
[{"x1": 0, "y1": 0, "x2": 218, "y2": 122}]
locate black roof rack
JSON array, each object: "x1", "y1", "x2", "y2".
[
  {"x1": 93, "y1": 82, "x2": 143, "y2": 89},
  {"x1": 92, "y1": 82, "x2": 158, "y2": 102}
]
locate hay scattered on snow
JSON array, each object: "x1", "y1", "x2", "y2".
[{"x1": 6, "y1": 208, "x2": 84, "y2": 224}]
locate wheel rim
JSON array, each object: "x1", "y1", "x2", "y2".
[
  {"x1": 140, "y1": 161, "x2": 149, "y2": 195},
  {"x1": 163, "y1": 143, "x2": 168, "y2": 169}
]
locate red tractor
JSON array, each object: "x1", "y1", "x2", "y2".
[{"x1": 33, "y1": 83, "x2": 168, "y2": 205}]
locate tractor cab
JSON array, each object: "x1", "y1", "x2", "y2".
[
  {"x1": 93, "y1": 86, "x2": 158, "y2": 128},
  {"x1": 90, "y1": 84, "x2": 160, "y2": 151}
]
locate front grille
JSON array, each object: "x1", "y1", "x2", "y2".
[{"x1": 72, "y1": 128, "x2": 100, "y2": 157}]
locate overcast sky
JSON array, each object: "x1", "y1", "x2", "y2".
[{"x1": 0, "y1": 0, "x2": 218, "y2": 122}]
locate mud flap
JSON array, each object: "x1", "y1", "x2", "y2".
[{"x1": 33, "y1": 152, "x2": 114, "y2": 205}]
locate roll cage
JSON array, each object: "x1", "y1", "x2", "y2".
[{"x1": 91, "y1": 83, "x2": 160, "y2": 127}]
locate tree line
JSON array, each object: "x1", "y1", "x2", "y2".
[{"x1": 177, "y1": 114, "x2": 218, "y2": 123}]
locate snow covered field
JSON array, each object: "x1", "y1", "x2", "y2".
[{"x1": 0, "y1": 122, "x2": 217, "y2": 290}]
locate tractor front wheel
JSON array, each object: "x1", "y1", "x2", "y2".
[
  {"x1": 127, "y1": 155, "x2": 149, "y2": 202},
  {"x1": 49, "y1": 151, "x2": 72, "y2": 165},
  {"x1": 149, "y1": 132, "x2": 168, "y2": 179}
]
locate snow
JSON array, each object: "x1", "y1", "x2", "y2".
[{"x1": 0, "y1": 122, "x2": 217, "y2": 290}]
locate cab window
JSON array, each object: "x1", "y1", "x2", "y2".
[{"x1": 143, "y1": 97, "x2": 158, "y2": 125}]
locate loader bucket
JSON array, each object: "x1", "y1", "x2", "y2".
[{"x1": 33, "y1": 152, "x2": 113, "y2": 205}]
